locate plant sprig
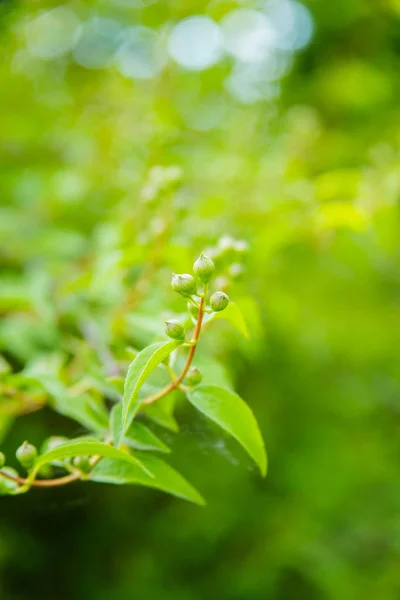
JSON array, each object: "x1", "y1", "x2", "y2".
[{"x1": 0, "y1": 246, "x2": 266, "y2": 503}]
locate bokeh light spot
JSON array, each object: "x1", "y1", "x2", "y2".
[
  {"x1": 168, "y1": 16, "x2": 222, "y2": 71},
  {"x1": 25, "y1": 7, "x2": 80, "y2": 60}
]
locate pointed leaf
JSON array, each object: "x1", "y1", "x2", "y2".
[
  {"x1": 90, "y1": 454, "x2": 204, "y2": 505},
  {"x1": 110, "y1": 403, "x2": 123, "y2": 445},
  {"x1": 32, "y1": 440, "x2": 153, "y2": 478},
  {"x1": 125, "y1": 421, "x2": 170, "y2": 453},
  {"x1": 120, "y1": 341, "x2": 182, "y2": 443},
  {"x1": 207, "y1": 302, "x2": 250, "y2": 339},
  {"x1": 187, "y1": 385, "x2": 267, "y2": 476}
]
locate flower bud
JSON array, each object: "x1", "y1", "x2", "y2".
[
  {"x1": 210, "y1": 291, "x2": 229, "y2": 312},
  {"x1": 165, "y1": 319, "x2": 185, "y2": 340},
  {"x1": 0, "y1": 452, "x2": 5, "y2": 469},
  {"x1": 72, "y1": 456, "x2": 91, "y2": 474},
  {"x1": 16, "y1": 441, "x2": 37, "y2": 470},
  {"x1": 171, "y1": 273, "x2": 197, "y2": 296},
  {"x1": 0, "y1": 468, "x2": 19, "y2": 495},
  {"x1": 193, "y1": 253, "x2": 215, "y2": 284},
  {"x1": 185, "y1": 367, "x2": 203, "y2": 386}
]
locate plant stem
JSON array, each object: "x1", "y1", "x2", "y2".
[
  {"x1": 0, "y1": 469, "x2": 80, "y2": 488},
  {"x1": 143, "y1": 290, "x2": 206, "y2": 406},
  {"x1": 0, "y1": 455, "x2": 102, "y2": 490}
]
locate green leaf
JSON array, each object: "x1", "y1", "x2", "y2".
[
  {"x1": 143, "y1": 391, "x2": 180, "y2": 432},
  {"x1": 110, "y1": 403, "x2": 123, "y2": 445},
  {"x1": 32, "y1": 440, "x2": 153, "y2": 478},
  {"x1": 0, "y1": 415, "x2": 13, "y2": 444},
  {"x1": 187, "y1": 385, "x2": 267, "y2": 476},
  {"x1": 207, "y1": 302, "x2": 250, "y2": 339},
  {"x1": 90, "y1": 454, "x2": 204, "y2": 505},
  {"x1": 28, "y1": 374, "x2": 109, "y2": 433},
  {"x1": 120, "y1": 341, "x2": 182, "y2": 443},
  {"x1": 125, "y1": 421, "x2": 170, "y2": 453}
]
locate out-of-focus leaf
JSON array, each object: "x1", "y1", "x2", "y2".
[{"x1": 187, "y1": 385, "x2": 267, "y2": 476}]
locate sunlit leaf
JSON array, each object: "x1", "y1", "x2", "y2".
[
  {"x1": 207, "y1": 302, "x2": 250, "y2": 339},
  {"x1": 187, "y1": 385, "x2": 267, "y2": 476},
  {"x1": 33, "y1": 439, "x2": 153, "y2": 478},
  {"x1": 90, "y1": 455, "x2": 204, "y2": 505},
  {"x1": 120, "y1": 341, "x2": 182, "y2": 444}
]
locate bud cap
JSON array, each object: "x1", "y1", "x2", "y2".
[
  {"x1": 171, "y1": 273, "x2": 197, "y2": 296},
  {"x1": 185, "y1": 366, "x2": 203, "y2": 386},
  {"x1": 165, "y1": 319, "x2": 185, "y2": 340},
  {"x1": 16, "y1": 441, "x2": 37, "y2": 469},
  {"x1": 193, "y1": 253, "x2": 215, "y2": 283},
  {"x1": 210, "y1": 291, "x2": 230, "y2": 312}
]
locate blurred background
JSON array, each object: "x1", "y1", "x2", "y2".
[{"x1": 1, "y1": 0, "x2": 400, "y2": 598}]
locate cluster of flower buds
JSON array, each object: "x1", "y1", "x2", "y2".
[
  {"x1": 169, "y1": 251, "x2": 229, "y2": 321},
  {"x1": 165, "y1": 250, "x2": 230, "y2": 356},
  {"x1": 203, "y1": 235, "x2": 249, "y2": 284}
]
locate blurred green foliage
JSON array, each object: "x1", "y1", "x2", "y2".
[{"x1": 2, "y1": 0, "x2": 400, "y2": 598}]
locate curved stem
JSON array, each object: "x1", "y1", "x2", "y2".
[
  {"x1": 143, "y1": 290, "x2": 207, "y2": 406},
  {"x1": 0, "y1": 469, "x2": 80, "y2": 488},
  {"x1": 0, "y1": 455, "x2": 103, "y2": 490}
]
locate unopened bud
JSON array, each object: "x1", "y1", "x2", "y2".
[
  {"x1": 193, "y1": 253, "x2": 215, "y2": 284},
  {"x1": 185, "y1": 367, "x2": 203, "y2": 386},
  {"x1": 165, "y1": 319, "x2": 185, "y2": 340},
  {"x1": 210, "y1": 291, "x2": 229, "y2": 312},
  {"x1": 72, "y1": 456, "x2": 91, "y2": 474},
  {"x1": 171, "y1": 273, "x2": 197, "y2": 296},
  {"x1": 16, "y1": 441, "x2": 37, "y2": 470}
]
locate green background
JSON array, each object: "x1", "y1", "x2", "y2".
[{"x1": 1, "y1": 0, "x2": 400, "y2": 598}]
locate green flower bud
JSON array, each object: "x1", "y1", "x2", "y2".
[
  {"x1": 165, "y1": 319, "x2": 185, "y2": 340},
  {"x1": 0, "y1": 452, "x2": 5, "y2": 469},
  {"x1": 16, "y1": 441, "x2": 37, "y2": 470},
  {"x1": 41, "y1": 436, "x2": 69, "y2": 453},
  {"x1": 171, "y1": 273, "x2": 197, "y2": 296},
  {"x1": 185, "y1": 367, "x2": 203, "y2": 386},
  {"x1": 193, "y1": 253, "x2": 215, "y2": 284},
  {"x1": 0, "y1": 468, "x2": 19, "y2": 495},
  {"x1": 210, "y1": 291, "x2": 229, "y2": 312},
  {"x1": 72, "y1": 456, "x2": 91, "y2": 474}
]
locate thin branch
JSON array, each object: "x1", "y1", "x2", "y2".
[
  {"x1": 143, "y1": 291, "x2": 206, "y2": 406},
  {"x1": 0, "y1": 469, "x2": 80, "y2": 488},
  {"x1": 0, "y1": 455, "x2": 102, "y2": 490}
]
